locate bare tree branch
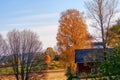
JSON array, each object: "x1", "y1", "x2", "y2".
[
  {"x1": 85, "y1": 0, "x2": 118, "y2": 60},
  {"x1": 0, "y1": 34, "x2": 8, "y2": 62},
  {"x1": 7, "y1": 30, "x2": 42, "y2": 80}
]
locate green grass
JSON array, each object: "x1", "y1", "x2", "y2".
[
  {"x1": 0, "y1": 67, "x2": 14, "y2": 75},
  {"x1": 31, "y1": 61, "x2": 64, "y2": 71},
  {"x1": 0, "y1": 61, "x2": 64, "y2": 75}
]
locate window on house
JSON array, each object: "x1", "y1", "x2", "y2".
[{"x1": 91, "y1": 68, "x2": 95, "y2": 73}]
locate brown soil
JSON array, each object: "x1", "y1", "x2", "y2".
[{"x1": 0, "y1": 69, "x2": 66, "y2": 80}]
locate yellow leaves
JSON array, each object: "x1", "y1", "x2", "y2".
[
  {"x1": 70, "y1": 63, "x2": 77, "y2": 75},
  {"x1": 57, "y1": 9, "x2": 92, "y2": 74}
]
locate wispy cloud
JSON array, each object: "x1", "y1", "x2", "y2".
[
  {"x1": 14, "y1": 13, "x2": 59, "y2": 21},
  {"x1": 0, "y1": 24, "x2": 59, "y2": 49},
  {"x1": 0, "y1": 12, "x2": 59, "y2": 49},
  {"x1": 0, "y1": 12, "x2": 59, "y2": 31}
]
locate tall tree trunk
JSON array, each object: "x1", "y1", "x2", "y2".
[{"x1": 101, "y1": 18, "x2": 107, "y2": 60}]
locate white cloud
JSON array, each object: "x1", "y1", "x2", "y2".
[
  {"x1": 1, "y1": 12, "x2": 120, "y2": 49},
  {"x1": 0, "y1": 24, "x2": 58, "y2": 49},
  {"x1": 0, "y1": 12, "x2": 59, "y2": 49},
  {"x1": 0, "y1": 12, "x2": 59, "y2": 31},
  {"x1": 31, "y1": 25, "x2": 58, "y2": 49}
]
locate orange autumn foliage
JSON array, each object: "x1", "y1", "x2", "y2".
[
  {"x1": 57, "y1": 9, "x2": 92, "y2": 68},
  {"x1": 44, "y1": 55, "x2": 51, "y2": 64}
]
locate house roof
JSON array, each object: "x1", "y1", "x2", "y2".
[{"x1": 75, "y1": 48, "x2": 113, "y2": 63}]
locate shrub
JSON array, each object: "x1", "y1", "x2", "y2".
[{"x1": 99, "y1": 46, "x2": 120, "y2": 80}]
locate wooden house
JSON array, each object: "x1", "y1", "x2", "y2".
[{"x1": 75, "y1": 48, "x2": 113, "y2": 74}]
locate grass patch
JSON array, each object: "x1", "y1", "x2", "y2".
[
  {"x1": 0, "y1": 67, "x2": 14, "y2": 75},
  {"x1": 0, "y1": 61, "x2": 64, "y2": 75}
]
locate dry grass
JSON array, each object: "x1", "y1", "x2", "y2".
[{"x1": 0, "y1": 69, "x2": 66, "y2": 80}]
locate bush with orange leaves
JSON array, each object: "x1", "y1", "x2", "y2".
[{"x1": 44, "y1": 54, "x2": 51, "y2": 65}]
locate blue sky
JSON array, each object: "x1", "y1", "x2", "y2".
[
  {"x1": 0, "y1": 0, "x2": 119, "y2": 49},
  {"x1": 0, "y1": 0, "x2": 87, "y2": 30}
]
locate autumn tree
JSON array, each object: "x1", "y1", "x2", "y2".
[
  {"x1": 45, "y1": 47, "x2": 56, "y2": 60},
  {"x1": 56, "y1": 9, "x2": 92, "y2": 71},
  {"x1": 85, "y1": 0, "x2": 118, "y2": 60},
  {"x1": 44, "y1": 54, "x2": 51, "y2": 65},
  {"x1": 7, "y1": 30, "x2": 42, "y2": 80},
  {"x1": 107, "y1": 19, "x2": 120, "y2": 47}
]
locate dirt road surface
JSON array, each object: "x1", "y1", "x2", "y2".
[{"x1": 0, "y1": 69, "x2": 67, "y2": 80}]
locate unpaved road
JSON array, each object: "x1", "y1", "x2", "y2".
[{"x1": 0, "y1": 69, "x2": 67, "y2": 80}]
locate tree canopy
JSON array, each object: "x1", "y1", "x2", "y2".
[
  {"x1": 0, "y1": 34, "x2": 8, "y2": 61},
  {"x1": 85, "y1": 0, "x2": 118, "y2": 60},
  {"x1": 99, "y1": 46, "x2": 120, "y2": 79},
  {"x1": 107, "y1": 19, "x2": 120, "y2": 47},
  {"x1": 45, "y1": 47, "x2": 56, "y2": 60},
  {"x1": 56, "y1": 9, "x2": 92, "y2": 67},
  {"x1": 7, "y1": 30, "x2": 42, "y2": 80}
]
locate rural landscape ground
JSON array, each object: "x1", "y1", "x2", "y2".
[
  {"x1": 0, "y1": 69, "x2": 66, "y2": 80},
  {"x1": 0, "y1": 0, "x2": 120, "y2": 80}
]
